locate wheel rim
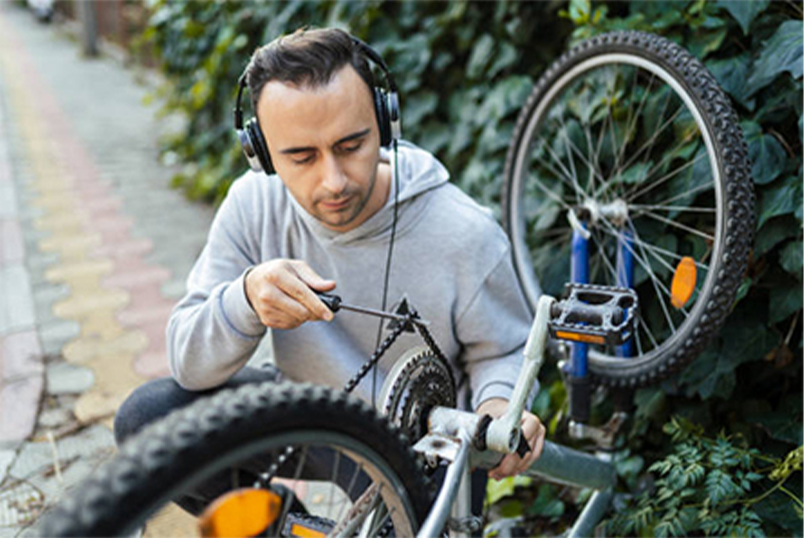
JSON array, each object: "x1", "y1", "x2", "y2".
[
  {"x1": 508, "y1": 50, "x2": 724, "y2": 369},
  {"x1": 133, "y1": 431, "x2": 421, "y2": 537}
]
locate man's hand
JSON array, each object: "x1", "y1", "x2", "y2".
[
  {"x1": 476, "y1": 398, "x2": 546, "y2": 481},
  {"x1": 245, "y1": 259, "x2": 336, "y2": 330}
]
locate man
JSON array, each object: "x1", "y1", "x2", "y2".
[{"x1": 115, "y1": 27, "x2": 545, "y2": 508}]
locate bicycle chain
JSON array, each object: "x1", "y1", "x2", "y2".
[{"x1": 259, "y1": 309, "x2": 449, "y2": 488}]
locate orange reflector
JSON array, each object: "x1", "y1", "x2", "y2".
[
  {"x1": 198, "y1": 488, "x2": 281, "y2": 538},
  {"x1": 555, "y1": 330, "x2": 606, "y2": 345},
  {"x1": 290, "y1": 523, "x2": 327, "y2": 538},
  {"x1": 671, "y1": 256, "x2": 697, "y2": 309}
]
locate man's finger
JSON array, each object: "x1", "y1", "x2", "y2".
[
  {"x1": 258, "y1": 285, "x2": 312, "y2": 326},
  {"x1": 291, "y1": 261, "x2": 336, "y2": 291},
  {"x1": 278, "y1": 266, "x2": 334, "y2": 321}
]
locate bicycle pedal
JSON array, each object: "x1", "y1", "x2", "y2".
[
  {"x1": 281, "y1": 513, "x2": 334, "y2": 538},
  {"x1": 549, "y1": 283, "x2": 637, "y2": 346}
]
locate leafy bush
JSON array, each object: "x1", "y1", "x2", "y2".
[
  {"x1": 607, "y1": 417, "x2": 802, "y2": 537},
  {"x1": 142, "y1": 1, "x2": 573, "y2": 205},
  {"x1": 139, "y1": 0, "x2": 802, "y2": 532}
]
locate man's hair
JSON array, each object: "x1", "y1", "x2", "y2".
[{"x1": 246, "y1": 27, "x2": 375, "y2": 114}]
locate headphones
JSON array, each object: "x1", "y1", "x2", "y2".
[{"x1": 234, "y1": 35, "x2": 401, "y2": 175}]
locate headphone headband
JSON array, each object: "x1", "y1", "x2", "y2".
[{"x1": 234, "y1": 34, "x2": 401, "y2": 174}]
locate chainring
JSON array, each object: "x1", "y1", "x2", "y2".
[{"x1": 379, "y1": 346, "x2": 456, "y2": 443}]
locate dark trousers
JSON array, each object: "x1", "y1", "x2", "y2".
[{"x1": 114, "y1": 367, "x2": 486, "y2": 518}]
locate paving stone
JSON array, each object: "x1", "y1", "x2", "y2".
[
  {"x1": 0, "y1": 265, "x2": 35, "y2": 335},
  {"x1": 0, "y1": 449, "x2": 15, "y2": 485},
  {"x1": 8, "y1": 424, "x2": 113, "y2": 481},
  {"x1": 31, "y1": 282, "x2": 69, "y2": 312},
  {"x1": 45, "y1": 362, "x2": 94, "y2": 395},
  {"x1": 34, "y1": 407, "x2": 72, "y2": 430},
  {"x1": 0, "y1": 374, "x2": 42, "y2": 444},
  {"x1": 1, "y1": 331, "x2": 43, "y2": 380},
  {"x1": 0, "y1": 219, "x2": 23, "y2": 266},
  {"x1": 37, "y1": 319, "x2": 79, "y2": 357}
]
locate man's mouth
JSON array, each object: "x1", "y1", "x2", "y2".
[{"x1": 320, "y1": 196, "x2": 352, "y2": 210}]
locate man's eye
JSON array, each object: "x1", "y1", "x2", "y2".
[
  {"x1": 342, "y1": 142, "x2": 362, "y2": 153},
  {"x1": 292, "y1": 155, "x2": 314, "y2": 165}
]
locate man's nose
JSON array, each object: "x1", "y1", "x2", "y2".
[{"x1": 320, "y1": 153, "x2": 348, "y2": 194}]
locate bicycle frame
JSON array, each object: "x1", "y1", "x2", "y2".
[{"x1": 412, "y1": 295, "x2": 618, "y2": 538}]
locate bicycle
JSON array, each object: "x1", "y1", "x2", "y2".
[{"x1": 37, "y1": 30, "x2": 754, "y2": 537}]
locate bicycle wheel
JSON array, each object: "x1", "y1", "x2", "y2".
[
  {"x1": 37, "y1": 382, "x2": 432, "y2": 537},
  {"x1": 503, "y1": 31, "x2": 754, "y2": 387}
]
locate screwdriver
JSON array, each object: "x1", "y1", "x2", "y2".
[{"x1": 315, "y1": 291, "x2": 430, "y2": 326}]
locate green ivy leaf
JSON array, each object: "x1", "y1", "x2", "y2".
[
  {"x1": 747, "y1": 395, "x2": 804, "y2": 445},
  {"x1": 715, "y1": 0, "x2": 770, "y2": 35},
  {"x1": 403, "y1": 92, "x2": 438, "y2": 126},
  {"x1": 467, "y1": 34, "x2": 494, "y2": 80},
  {"x1": 527, "y1": 484, "x2": 565, "y2": 518},
  {"x1": 769, "y1": 281, "x2": 803, "y2": 324},
  {"x1": 568, "y1": 0, "x2": 591, "y2": 24},
  {"x1": 758, "y1": 178, "x2": 798, "y2": 228},
  {"x1": 487, "y1": 42, "x2": 519, "y2": 80},
  {"x1": 755, "y1": 481, "x2": 804, "y2": 535},
  {"x1": 486, "y1": 475, "x2": 533, "y2": 505},
  {"x1": 706, "y1": 54, "x2": 755, "y2": 110},
  {"x1": 742, "y1": 121, "x2": 786, "y2": 185},
  {"x1": 780, "y1": 240, "x2": 803, "y2": 279},
  {"x1": 746, "y1": 20, "x2": 804, "y2": 97},
  {"x1": 755, "y1": 218, "x2": 800, "y2": 257}
]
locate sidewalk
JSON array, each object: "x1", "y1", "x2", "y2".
[{"x1": 0, "y1": 3, "x2": 214, "y2": 535}]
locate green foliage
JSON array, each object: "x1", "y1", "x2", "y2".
[
  {"x1": 139, "y1": 0, "x2": 802, "y2": 531},
  {"x1": 141, "y1": 0, "x2": 572, "y2": 206},
  {"x1": 606, "y1": 417, "x2": 803, "y2": 537}
]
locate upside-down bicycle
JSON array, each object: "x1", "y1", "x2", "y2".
[{"x1": 38, "y1": 30, "x2": 754, "y2": 537}]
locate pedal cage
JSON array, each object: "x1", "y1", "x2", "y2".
[{"x1": 549, "y1": 283, "x2": 638, "y2": 346}]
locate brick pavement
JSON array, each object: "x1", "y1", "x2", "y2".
[{"x1": 0, "y1": 3, "x2": 213, "y2": 535}]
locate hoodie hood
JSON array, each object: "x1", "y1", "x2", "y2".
[{"x1": 287, "y1": 139, "x2": 450, "y2": 245}]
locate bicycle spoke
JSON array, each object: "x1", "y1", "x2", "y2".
[
  {"x1": 614, "y1": 98, "x2": 682, "y2": 184},
  {"x1": 604, "y1": 67, "x2": 628, "y2": 201},
  {"x1": 336, "y1": 462, "x2": 365, "y2": 528},
  {"x1": 623, "y1": 226, "x2": 711, "y2": 270},
  {"x1": 555, "y1": 114, "x2": 584, "y2": 206},
  {"x1": 615, "y1": 69, "x2": 656, "y2": 176},
  {"x1": 629, "y1": 181, "x2": 714, "y2": 218},
  {"x1": 369, "y1": 505, "x2": 396, "y2": 536},
  {"x1": 538, "y1": 135, "x2": 588, "y2": 203},
  {"x1": 630, "y1": 203, "x2": 716, "y2": 213},
  {"x1": 593, "y1": 230, "x2": 660, "y2": 351},
  {"x1": 278, "y1": 445, "x2": 309, "y2": 531},
  {"x1": 328, "y1": 449, "x2": 342, "y2": 519},
  {"x1": 524, "y1": 144, "x2": 578, "y2": 211},
  {"x1": 625, "y1": 142, "x2": 707, "y2": 203},
  {"x1": 332, "y1": 484, "x2": 380, "y2": 537},
  {"x1": 597, "y1": 218, "x2": 678, "y2": 333},
  {"x1": 636, "y1": 310, "x2": 659, "y2": 349},
  {"x1": 639, "y1": 210, "x2": 715, "y2": 242},
  {"x1": 601, "y1": 224, "x2": 675, "y2": 276}
]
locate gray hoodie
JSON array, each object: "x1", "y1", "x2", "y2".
[{"x1": 167, "y1": 141, "x2": 535, "y2": 410}]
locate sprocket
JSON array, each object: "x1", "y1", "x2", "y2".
[{"x1": 379, "y1": 346, "x2": 456, "y2": 444}]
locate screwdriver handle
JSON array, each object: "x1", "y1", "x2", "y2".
[{"x1": 315, "y1": 291, "x2": 342, "y2": 313}]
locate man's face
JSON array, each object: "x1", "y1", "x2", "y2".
[{"x1": 256, "y1": 65, "x2": 389, "y2": 232}]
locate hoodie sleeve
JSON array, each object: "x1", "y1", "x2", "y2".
[
  {"x1": 167, "y1": 179, "x2": 267, "y2": 390},
  {"x1": 455, "y1": 249, "x2": 538, "y2": 411}
]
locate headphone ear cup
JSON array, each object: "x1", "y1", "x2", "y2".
[
  {"x1": 373, "y1": 88, "x2": 392, "y2": 147},
  {"x1": 247, "y1": 119, "x2": 274, "y2": 174}
]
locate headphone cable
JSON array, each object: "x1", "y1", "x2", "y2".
[{"x1": 371, "y1": 138, "x2": 400, "y2": 409}]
